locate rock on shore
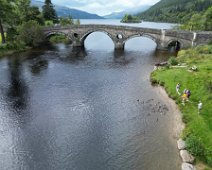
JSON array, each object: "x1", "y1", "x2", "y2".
[
  {"x1": 177, "y1": 139, "x2": 186, "y2": 150},
  {"x1": 180, "y1": 150, "x2": 195, "y2": 163},
  {"x1": 182, "y1": 162, "x2": 196, "y2": 170}
]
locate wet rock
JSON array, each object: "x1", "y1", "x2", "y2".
[
  {"x1": 181, "y1": 163, "x2": 196, "y2": 170},
  {"x1": 180, "y1": 150, "x2": 195, "y2": 163},
  {"x1": 177, "y1": 139, "x2": 186, "y2": 150}
]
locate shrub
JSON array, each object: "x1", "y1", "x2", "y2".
[
  {"x1": 168, "y1": 56, "x2": 178, "y2": 65},
  {"x1": 206, "y1": 81, "x2": 212, "y2": 93},
  {"x1": 17, "y1": 20, "x2": 44, "y2": 47},
  {"x1": 186, "y1": 135, "x2": 205, "y2": 158},
  {"x1": 45, "y1": 20, "x2": 54, "y2": 26},
  {"x1": 49, "y1": 35, "x2": 69, "y2": 43}
]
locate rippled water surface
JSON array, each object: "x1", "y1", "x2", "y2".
[{"x1": 0, "y1": 20, "x2": 180, "y2": 170}]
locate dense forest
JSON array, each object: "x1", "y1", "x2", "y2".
[
  {"x1": 138, "y1": 0, "x2": 212, "y2": 24},
  {"x1": 0, "y1": 0, "x2": 81, "y2": 55}
]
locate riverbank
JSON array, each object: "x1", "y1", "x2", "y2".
[
  {"x1": 0, "y1": 47, "x2": 31, "y2": 58},
  {"x1": 151, "y1": 45, "x2": 212, "y2": 169}
]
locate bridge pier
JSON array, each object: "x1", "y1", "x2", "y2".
[
  {"x1": 156, "y1": 44, "x2": 168, "y2": 51},
  {"x1": 72, "y1": 40, "x2": 84, "y2": 49},
  {"x1": 115, "y1": 42, "x2": 125, "y2": 51}
]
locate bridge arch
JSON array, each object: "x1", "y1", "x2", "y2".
[
  {"x1": 165, "y1": 39, "x2": 183, "y2": 51},
  {"x1": 123, "y1": 33, "x2": 158, "y2": 44},
  {"x1": 80, "y1": 30, "x2": 116, "y2": 47},
  {"x1": 123, "y1": 33, "x2": 159, "y2": 50},
  {"x1": 45, "y1": 31, "x2": 71, "y2": 40}
]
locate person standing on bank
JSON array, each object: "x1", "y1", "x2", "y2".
[
  {"x1": 198, "y1": 101, "x2": 202, "y2": 114},
  {"x1": 176, "y1": 83, "x2": 181, "y2": 95}
]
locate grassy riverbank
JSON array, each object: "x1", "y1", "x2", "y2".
[
  {"x1": 151, "y1": 45, "x2": 212, "y2": 169},
  {"x1": 0, "y1": 34, "x2": 32, "y2": 57},
  {"x1": 0, "y1": 43, "x2": 30, "y2": 57}
]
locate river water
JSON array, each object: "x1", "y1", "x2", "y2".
[{"x1": 0, "y1": 20, "x2": 181, "y2": 170}]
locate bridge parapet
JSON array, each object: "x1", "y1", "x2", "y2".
[{"x1": 195, "y1": 31, "x2": 212, "y2": 45}]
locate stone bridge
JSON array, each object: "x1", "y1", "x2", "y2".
[{"x1": 43, "y1": 25, "x2": 212, "y2": 50}]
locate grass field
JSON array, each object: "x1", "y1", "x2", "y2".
[{"x1": 151, "y1": 45, "x2": 212, "y2": 169}]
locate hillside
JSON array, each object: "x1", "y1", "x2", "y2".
[
  {"x1": 104, "y1": 5, "x2": 150, "y2": 19},
  {"x1": 31, "y1": 0, "x2": 104, "y2": 19},
  {"x1": 138, "y1": 0, "x2": 212, "y2": 23}
]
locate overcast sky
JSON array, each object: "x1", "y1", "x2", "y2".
[{"x1": 48, "y1": 0, "x2": 160, "y2": 16}]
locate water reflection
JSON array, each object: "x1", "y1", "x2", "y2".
[
  {"x1": 29, "y1": 57, "x2": 48, "y2": 75},
  {"x1": 6, "y1": 56, "x2": 28, "y2": 111},
  {"x1": 113, "y1": 50, "x2": 134, "y2": 66}
]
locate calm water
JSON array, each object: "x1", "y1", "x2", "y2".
[{"x1": 0, "y1": 20, "x2": 180, "y2": 170}]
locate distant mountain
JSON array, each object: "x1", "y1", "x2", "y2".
[
  {"x1": 104, "y1": 5, "x2": 150, "y2": 19},
  {"x1": 138, "y1": 0, "x2": 212, "y2": 23},
  {"x1": 31, "y1": 0, "x2": 104, "y2": 19}
]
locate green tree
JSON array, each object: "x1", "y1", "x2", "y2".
[
  {"x1": 60, "y1": 16, "x2": 73, "y2": 26},
  {"x1": 0, "y1": 0, "x2": 14, "y2": 44},
  {"x1": 121, "y1": 14, "x2": 141, "y2": 23},
  {"x1": 179, "y1": 6, "x2": 212, "y2": 31},
  {"x1": 17, "y1": 20, "x2": 44, "y2": 47},
  {"x1": 27, "y1": 6, "x2": 44, "y2": 25},
  {"x1": 204, "y1": 6, "x2": 212, "y2": 31},
  {"x1": 180, "y1": 13, "x2": 205, "y2": 31},
  {"x1": 42, "y1": 0, "x2": 58, "y2": 23},
  {"x1": 15, "y1": 0, "x2": 31, "y2": 24}
]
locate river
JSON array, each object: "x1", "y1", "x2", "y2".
[{"x1": 0, "y1": 20, "x2": 181, "y2": 170}]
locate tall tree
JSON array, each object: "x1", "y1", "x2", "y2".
[
  {"x1": 0, "y1": 0, "x2": 13, "y2": 44},
  {"x1": 16, "y1": 0, "x2": 31, "y2": 23},
  {"x1": 42, "y1": 0, "x2": 58, "y2": 23},
  {"x1": 27, "y1": 6, "x2": 44, "y2": 25}
]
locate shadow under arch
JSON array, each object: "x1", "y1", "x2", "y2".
[
  {"x1": 80, "y1": 30, "x2": 115, "y2": 48},
  {"x1": 166, "y1": 39, "x2": 182, "y2": 52},
  {"x1": 45, "y1": 31, "x2": 72, "y2": 43}
]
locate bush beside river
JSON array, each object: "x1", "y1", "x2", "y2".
[{"x1": 151, "y1": 45, "x2": 212, "y2": 169}]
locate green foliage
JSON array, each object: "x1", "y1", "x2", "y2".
[
  {"x1": 42, "y1": 0, "x2": 58, "y2": 23},
  {"x1": 49, "y1": 35, "x2": 70, "y2": 44},
  {"x1": 138, "y1": 0, "x2": 212, "y2": 24},
  {"x1": 60, "y1": 16, "x2": 74, "y2": 26},
  {"x1": 45, "y1": 20, "x2": 54, "y2": 26},
  {"x1": 75, "y1": 19, "x2": 80, "y2": 25},
  {"x1": 17, "y1": 20, "x2": 44, "y2": 47},
  {"x1": 180, "y1": 6, "x2": 212, "y2": 31},
  {"x1": 168, "y1": 56, "x2": 178, "y2": 65},
  {"x1": 204, "y1": 6, "x2": 212, "y2": 31},
  {"x1": 121, "y1": 14, "x2": 141, "y2": 23},
  {"x1": 206, "y1": 81, "x2": 212, "y2": 93},
  {"x1": 0, "y1": 0, "x2": 45, "y2": 44},
  {"x1": 27, "y1": 6, "x2": 44, "y2": 25},
  {"x1": 186, "y1": 134, "x2": 205, "y2": 158},
  {"x1": 0, "y1": 41, "x2": 26, "y2": 57},
  {"x1": 0, "y1": 0, "x2": 15, "y2": 44},
  {"x1": 151, "y1": 45, "x2": 212, "y2": 167},
  {"x1": 6, "y1": 27, "x2": 18, "y2": 42}
]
